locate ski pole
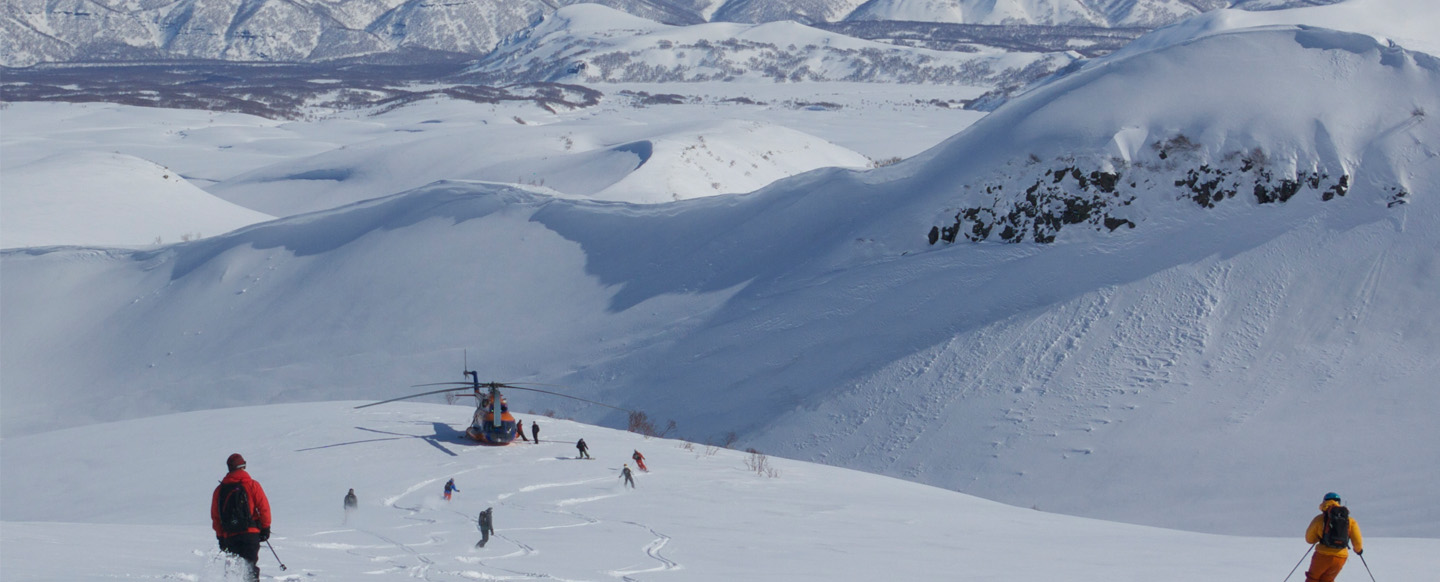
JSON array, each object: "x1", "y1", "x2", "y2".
[
  {"x1": 1358, "y1": 552, "x2": 1377, "y2": 582},
  {"x1": 1282, "y1": 543, "x2": 1315, "y2": 582},
  {"x1": 266, "y1": 540, "x2": 288, "y2": 571}
]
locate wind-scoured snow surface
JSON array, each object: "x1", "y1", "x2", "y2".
[
  {"x1": 4, "y1": 1, "x2": 1440, "y2": 547},
  {"x1": 5, "y1": 403, "x2": 1435, "y2": 580}
]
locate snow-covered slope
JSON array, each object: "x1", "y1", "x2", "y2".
[
  {"x1": 5, "y1": 403, "x2": 1435, "y2": 580},
  {"x1": 4, "y1": 18, "x2": 1438, "y2": 540},
  {"x1": 0, "y1": 151, "x2": 274, "y2": 248},
  {"x1": 1138, "y1": 0, "x2": 1440, "y2": 56},
  {"x1": 210, "y1": 116, "x2": 873, "y2": 214},
  {"x1": 470, "y1": 4, "x2": 1077, "y2": 84}
]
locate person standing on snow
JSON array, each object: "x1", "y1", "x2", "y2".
[
  {"x1": 576, "y1": 438, "x2": 590, "y2": 459},
  {"x1": 211, "y1": 453, "x2": 272, "y2": 582},
  {"x1": 620, "y1": 464, "x2": 635, "y2": 488},
  {"x1": 444, "y1": 478, "x2": 459, "y2": 501},
  {"x1": 476, "y1": 507, "x2": 495, "y2": 548},
  {"x1": 1304, "y1": 492, "x2": 1364, "y2": 582},
  {"x1": 632, "y1": 450, "x2": 648, "y2": 472},
  {"x1": 516, "y1": 419, "x2": 529, "y2": 442},
  {"x1": 530, "y1": 421, "x2": 540, "y2": 444}
]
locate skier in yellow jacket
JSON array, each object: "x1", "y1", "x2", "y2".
[{"x1": 1303, "y1": 492, "x2": 1363, "y2": 582}]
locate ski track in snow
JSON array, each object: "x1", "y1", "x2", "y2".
[
  {"x1": 613, "y1": 520, "x2": 679, "y2": 580},
  {"x1": 338, "y1": 467, "x2": 680, "y2": 580}
]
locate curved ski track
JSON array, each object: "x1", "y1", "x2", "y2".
[{"x1": 298, "y1": 456, "x2": 679, "y2": 580}]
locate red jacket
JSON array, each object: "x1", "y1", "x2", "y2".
[{"x1": 211, "y1": 469, "x2": 272, "y2": 537}]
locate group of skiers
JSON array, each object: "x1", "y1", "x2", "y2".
[
  {"x1": 576, "y1": 438, "x2": 646, "y2": 487},
  {"x1": 205, "y1": 435, "x2": 648, "y2": 577},
  {"x1": 216, "y1": 453, "x2": 1365, "y2": 581}
]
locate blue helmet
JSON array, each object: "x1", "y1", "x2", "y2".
[{"x1": 1323, "y1": 492, "x2": 1341, "y2": 502}]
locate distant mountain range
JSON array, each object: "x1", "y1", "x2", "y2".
[
  {"x1": 1, "y1": 0, "x2": 1340, "y2": 67},
  {"x1": 467, "y1": 5, "x2": 1080, "y2": 85}
]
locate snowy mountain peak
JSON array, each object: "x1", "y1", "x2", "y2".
[{"x1": 915, "y1": 24, "x2": 1435, "y2": 244}]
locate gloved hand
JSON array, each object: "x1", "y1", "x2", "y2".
[
  {"x1": 1356, "y1": 549, "x2": 1363, "y2": 556},
  {"x1": 259, "y1": 527, "x2": 270, "y2": 542}
]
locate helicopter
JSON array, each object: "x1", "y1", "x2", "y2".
[{"x1": 355, "y1": 370, "x2": 631, "y2": 445}]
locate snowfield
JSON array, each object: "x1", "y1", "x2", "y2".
[
  {"x1": 2, "y1": 402, "x2": 1436, "y2": 581},
  {"x1": 3, "y1": 1, "x2": 1439, "y2": 578}
]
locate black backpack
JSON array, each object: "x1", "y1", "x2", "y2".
[
  {"x1": 1319, "y1": 505, "x2": 1351, "y2": 549},
  {"x1": 217, "y1": 481, "x2": 256, "y2": 534}
]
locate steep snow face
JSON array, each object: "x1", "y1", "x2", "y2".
[
  {"x1": 910, "y1": 25, "x2": 1434, "y2": 245},
  {"x1": 470, "y1": 4, "x2": 1077, "y2": 84},
  {"x1": 3, "y1": 24, "x2": 1438, "y2": 539}
]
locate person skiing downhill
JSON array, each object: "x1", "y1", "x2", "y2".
[
  {"x1": 476, "y1": 507, "x2": 495, "y2": 548},
  {"x1": 620, "y1": 464, "x2": 635, "y2": 488},
  {"x1": 1304, "y1": 492, "x2": 1364, "y2": 582},
  {"x1": 444, "y1": 478, "x2": 459, "y2": 501},
  {"x1": 632, "y1": 450, "x2": 648, "y2": 472},
  {"x1": 211, "y1": 453, "x2": 272, "y2": 582},
  {"x1": 343, "y1": 488, "x2": 358, "y2": 524},
  {"x1": 576, "y1": 438, "x2": 591, "y2": 459}
]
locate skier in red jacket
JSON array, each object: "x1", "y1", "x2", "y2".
[{"x1": 211, "y1": 453, "x2": 273, "y2": 582}]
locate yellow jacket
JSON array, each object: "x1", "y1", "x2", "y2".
[{"x1": 1306, "y1": 499, "x2": 1363, "y2": 557}]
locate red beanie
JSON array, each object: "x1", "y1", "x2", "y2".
[{"x1": 227, "y1": 453, "x2": 246, "y2": 471}]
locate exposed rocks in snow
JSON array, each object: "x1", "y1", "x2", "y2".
[{"x1": 929, "y1": 137, "x2": 1378, "y2": 245}]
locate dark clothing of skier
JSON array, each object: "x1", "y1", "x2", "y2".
[
  {"x1": 632, "y1": 450, "x2": 648, "y2": 472},
  {"x1": 577, "y1": 438, "x2": 591, "y2": 459},
  {"x1": 516, "y1": 419, "x2": 529, "y2": 442},
  {"x1": 343, "y1": 488, "x2": 358, "y2": 524},
  {"x1": 211, "y1": 454, "x2": 271, "y2": 582},
  {"x1": 620, "y1": 465, "x2": 635, "y2": 488},
  {"x1": 531, "y1": 421, "x2": 540, "y2": 443},
  {"x1": 444, "y1": 479, "x2": 459, "y2": 501},
  {"x1": 218, "y1": 534, "x2": 262, "y2": 581},
  {"x1": 476, "y1": 507, "x2": 495, "y2": 548}
]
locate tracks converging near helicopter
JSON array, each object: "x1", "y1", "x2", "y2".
[{"x1": 315, "y1": 460, "x2": 682, "y2": 580}]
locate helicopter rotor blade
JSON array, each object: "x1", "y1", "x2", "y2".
[
  {"x1": 354, "y1": 386, "x2": 476, "y2": 409},
  {"x1": 498, "y1": 385, "x2": 635, "y2": 413},
  {"x1": 411, "y1": 381, "x2": 478, "y2": 388}
]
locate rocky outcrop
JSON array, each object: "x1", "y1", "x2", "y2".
[{"x1": 928, "y1": 134, "x2": 1394, "y2": 245}]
